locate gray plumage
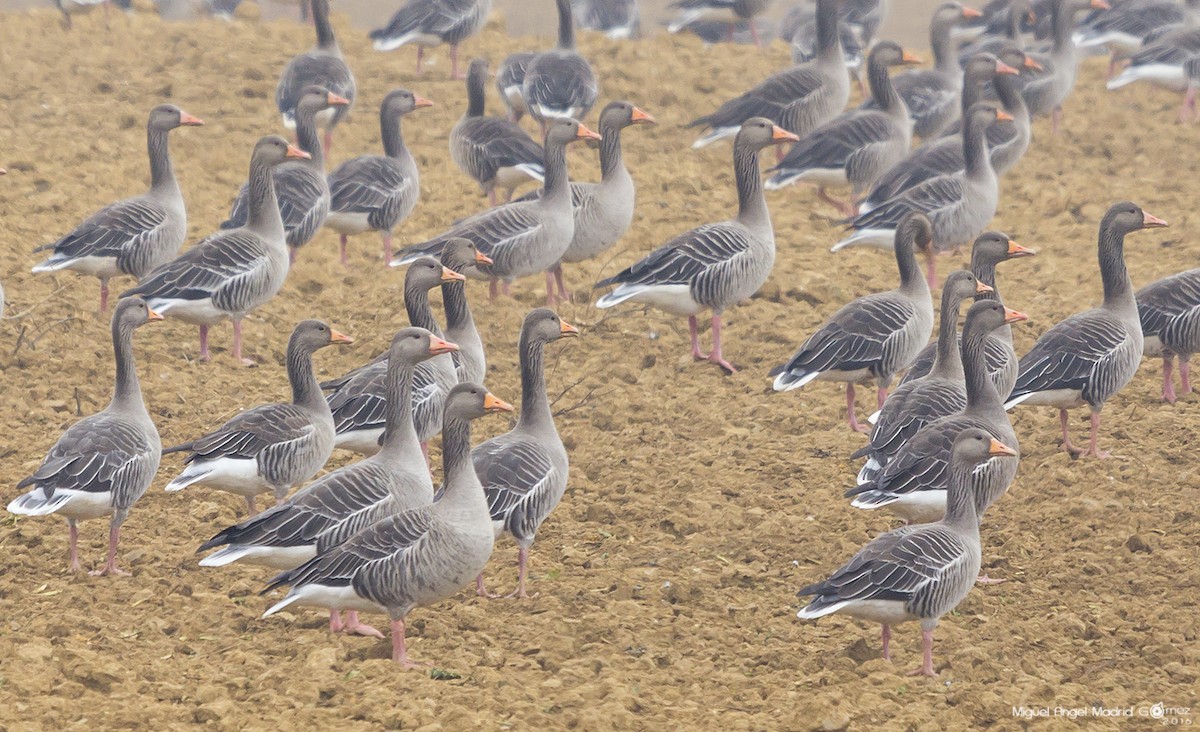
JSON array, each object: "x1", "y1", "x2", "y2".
[
  {"x1": 370, "y1": 0, "x2": 491, "y2": 52},
  {"x1": 956, "y1": 0, "x2": 1035, "y2": 63},
  {"x1": 1137, "y1": 266, "x2": 1200, "y2": 401},
  {"x1": 275, "y1": 0, "x2": 356, "y2": 136},
  {"x1": 522, "y1": 0, "x2": 600, "y2": 125},
  {"x1": 784, "y1": 0, "x2": 865, "y2": 72},
  {"x1": 1019, "y1": 0, "x2": 1101, "y2": 117},
  {"x1": 441, "y1": 239, "x2": 489, "y2": 383},
  {"x1": 1075, "y1": 0, "x2": 1190, "y2": 56},
  {"x1": 1107, "y1": 25, "x2": 1200, "y2": 91},
  {"x1": 495, "y1": 51, "x2": 537, "y2": 122},
  {"x1": 573, "y1": 0, "x2": 640, "y2": 38}
]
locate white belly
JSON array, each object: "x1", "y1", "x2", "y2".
[
  {"x1": 149, "y1": 296, "x2": 229, "y2": 326},
  {"x1": 334, "y1": 428, "x2": 384, "y2": 456},
  {"x1": 816, "y1": 368, "x2": 875, "y2": 384},
  {"x1": 833, "y1": 598, "x2": 917, "y2": 626},
  {"x1": 168, "y1": 457, "x2": 271, "y2": 496},
  {"x1": 1013, "y1": 388, "x2": 1084, "y2": 409},
  {"x1": 603, "y1": 283, "x2": 703, "y2": 316},
  {"x1": 35, "y1": 254, "x2": 123, "y2": 279},
  {"x1": 325, "y1": 212, "x2": 373, "y2": 236}
]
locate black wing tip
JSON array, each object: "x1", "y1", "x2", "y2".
[
  {"x1": 843, "y1": 481, "x2": 876, "y2": 498},
  {"x1": 161, "y1": 442, "x2": 195, "y2": 456},
  {"x1": 260, "y1": 570, "x2": 293, "y2": 596},
  {"x1": 849, "y1": 445, "x2": 872, "y2": 460}
]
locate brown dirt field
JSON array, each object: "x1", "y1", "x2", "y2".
[{"x1": 0, "y1": 6, "x2": 1198, "y2": 730}]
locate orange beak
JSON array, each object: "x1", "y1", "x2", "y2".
[
  {"x1": 441, "y1": 266, "x2": 467, "y2": 282},
  {"x1": 179, "y1": 112, "x2": 204, "y2": 126},
  {"x1": 1007, "y1": 239, "x2": 1036, "y2": 257},
  {"x1": 1142, "y1": 211, "x2": 1169, "y2": 228},
  {"x1": 771, "y1": 125, "x2": 801, "y2": 143},
  {"x1": 996, "y1": 60, "x2": 1020, "y2": 75},
  {"x1": 575, "y1": 124, "x2": 602, "y2": 141},
  {"x1": 428, "y1": 335, "x2": 459, "y2": 355},
  {"x1": 995, "y1": 109, "x2": 1015, "y2": 122},
  {"x1": 147, "y1": 307, "x2": 164, "y2": 321},
  {"x1": 1090, "y1": 0, "x2": 1109, "y2": 9},
  {"x1": 901, "y1": 50, "x2": 923, "y2": 65},
  {"x1": 559, "y1": 319, "x2": 580, "y2": 337},
  {"x1": 413, "y1": 94, "x2": 435, "y2": 109},
  {"x1": 630, "y1": 107, "x2": 655, "y2": 124},
  {"x1": 327, "y1": 92, "x2": 351, "y2": 107},
  {"x1": 330, "y1": 328, "x2": 354, "y2": 344},
  {"x1": 474, "y1": 249, "x2": 494, "y2": 265},
  {"x1": 962, "y1": 5, "x2": 983, "y2": 18},
  {"x1": 975, "y1": 281, "x2": 994, "y2": 295},
  {"x1": 285, "y1": 144, "x2": 312, "y2": 160},
  {"x1": 988, "y1": 437, "x2": 1018, "y2": 457},
  {"x1": 483, "y1": 393, "x2": 515, "y2": 413},
  {"x1": 1023, "y1": 55, "x2": 1043, "y2": 71},
  {"x1": 1003, "y1": 307, "x2": 1028, "y2": 324}
]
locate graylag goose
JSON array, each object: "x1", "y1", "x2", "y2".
[
  {"x1": 771, "y1": 212, "x2": 934, "y2": 432},
  {"x1": 1108, "y1": 26, "x2": 1200, "y2": 95},
  {"x1": 1077, "y1": 0, "x2": 1194, "y2": 78},
  {"x1": 163, "y1": 320, "x2": 352, "y2": 515},
  {"x1": 8, "y1": 298, "x2": 162, "y2": 575},
  {"x1": 370, "y1": 0, "x2": 492, "y2": 79},
  {"x1": 441, "y1": 239, "x2": 492, "y2": 384},
  {"x1": 667, "y1": 0, "x2": 772, "y2": 47},
  {"x1": 595, "y1": 119, "x2": 798, "y2": 374},
  {"x1": 1007, "y1": 202, "x2": 1166, "y2": 457},
  {"x1": 1137, "y1": 262, "x2": 1200, "y2": 403},
  {"x1": 575, "y1": 0, "x2": 641, "y2": 38},
  {"x1": 764, "y1": 41, "x2": 921, "y2": 215},
  {"x1": 474, "y1": 309, "x2": 579, "y2": 598},
  {"x1": 325, "y1": 89, "x2": 434, "y2": 265},
  {"x1": 32, "y1": 105, "x2": 202, "y2": 312},
  {"x1": 522, "y1": 0, "x2": 601, "y2": 130},
  {"x1": 263, "y1": 383, "x2": 512, "y2": 668},
  {"x1": 394, "y1": 118, "x2": 600, "y2": 304},
  {"x1": 275, "y1": 0, "x2": 357, "y2": 153},
  {"x1": 800, "y1": 429, "x2": 1017, "y2": 677},
  {"x1": 784, "y1": 1, "x2": 866, "y2": 82},
  {"x1": 223, "y1": 86, "x2": 349, "y2": 263},
  {"x1": 123, "y1": 137, "x2": 307, "y2": 365},
  {"x1": 1021, "y1": 0, "x2": 1110, "y2": 135},
  {"x1": 688, "y1": 0, "x2": 849, "y2": 148},
  {"x1": 496, "y1": 51, "x2": 537, "y2": 122}
]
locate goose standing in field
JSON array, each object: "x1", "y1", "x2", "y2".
[
  {"x1": 496, "y1": 52, "x2": 537, "y2": 123},
  {"x1": 859, "y1": 2, "x2": 984, "y2": 139},
  {"x1": 799, "y1": 429, "x2": 1017, "y2": 676},
  {"x1": 764, "y1": 41, "x2": 922, "y2": 215},
  {"x1": 452, "y1": 59, "x2": 546, "y2": 206},
  {"x1": 770, "y1": 213, "x2": 934, "y2": 432},
  {"x1": 163, "y1": 320, "x2": 352, "y2": 515},
  {"x1": 522, "y1": 0, "x2": 601, "y2": 130},
  {"x1": 846, "y1": 300, "x2": 1026, "y2": 527},
  {"x1": 442, "y1": 239, "x2": 492, "y2": 383},
  {"x1": 784, "y1": 1, "x2": 865, "y2": 86},
  {"x1": 669, "y1": 17, "x2": 776, "y2": 44},
  {"x1": 834, "y1": 103, "x2": 1010, "y2": 287},
  {"x1": 370, "y1": 0, "x2": 491, "y2": 79},
  {"x1": 325, "y1": 259, "x2": 466, "y2": 456},
  {"x1": 122, "y1": 137, "x2": 307, "y2": 365},
  {"x1": 574, "y1": 0, "x2": 641, "y2": 38},
  {"x1": 262, "y1": 383, "x2": 511, "y2": 667},
  {"x1": 8, "y1": 298, "x2": 162, "y2": 575},
  {"x1": 474, "y1": 309, "x2": 578, "y2": 598},
  {"x1": 897, "y1": 231, "x2": 1036, "y2": 396},
  {"x1": 516, "y1": 101, "x2": 655, "y2": 304},
  {"x1": 666, "y1": 0, "x2": 772, "y2": 46},
  {"x1": 394, "y1": 118, "x2": 600, "y2": 304},
  {"x1": 32, "y1": 105, "x2": 203, "y2": 312},
  {"x1": 1136, "y1": 262, "x2": 1200, "y2": 403},
  {"x1": 275, "y1": 0, "x2": 356, "y2": 154},
  {"x1": 1020, "y1": 0, "x2": 1110, "y2": 135},
  {"x1": 1180, "y1": 53, "x2": 1200, "y2": 121},
  {"x1": 1075, "y1": 0, "x2": 1194, "y2": 77},
  {"x1": 688, "y1": 0, "x2": 848, "y2": 148},
  {"x1": 853, "y1": 270, "x2": 991, "y2": 482},
  {"x1": 594, "y1": 119, "x2": 798, "y2": 373},
  {"x1": 224, "y1": 86, "x2": 349, "y2": 264},
  {"x1": 1107, "y1": 26, "x2": 1200, "y2": 93},
  {"x1": 1007, "y1": 202, "x2": 1166, "y2": 457},
  {"x1": 198, "y1": 329, "x2": 456, "y2": 639},
  {"x1": 325, "y1": 89, "x2": 434, "y2": 266}
]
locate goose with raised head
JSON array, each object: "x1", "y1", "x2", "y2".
[
  {"x1": 224, "y1": 86, "x2": 349, "y2": 263},
  {"x1": 955, "y1": 0, "x2": 1036, "y2": 62},
  {"x1": 516, "y1": 101, "x2": 655, "y2": 303},
  {"x1": 1076, "y1": 0, "x2": 1194, "y2": 77},
  {"x1": 122, "y1": 137, "x2": 307, "y2": 365},
  {"x1": 441, "y1": 239, "x2": 492, "y2": 383},
  {"x1": 800, "y1": 429, "x2": 1017, "y2": 676},
  {"x1": 765, "y1": 41, "x2": 921, "y2": 215},
  {"x1": 325, "y1": 89, "x2": 434, "y2": 266},
  {"x1": 784, "y1": 1, "x2": 866, "y2": 82},
  {"x1": 393, "y1": 118, "x2": 600, "y2": 304},
  {"x1": 32, "y1": 105, "x2": 202, "y2": 312},
  {"x1": 594, "y1": 119, "x2": 797, "y2": 373},
  {"x1": 853, "y1": 270, "x2": 991, "y2": 483},
  {"x1": 688, "y1": 0, "x2": 849, "y2": 148},
  {"x1": 834, "y1": 103, "x2": 1010, "y2": 287},
  {"x1": 8, "y1": 298, "x2": 162, "y2": 576},
  {"x1": 846, "y1": 300, "x2": 1026, "y2": 526},
  {"x1": 522, "y1": 0, "x2": 601, "y2": 129},
  {"x1": 474, "y1": 309, "x2": 578, "y2": 598},
  {"x1": 771, "y1": 213, "x2": 934, "y2": 432},
  {"x1": 667, "y1": 0, "x2": 772, "y2": 47},
  {"x1": 1020, "y1": 0, "x2": 1110, "y2": 134},
  {"x1": 370, "y1": 0, "x2": 492, "y2": 79},
  {"x1": 1007, "y1": 202, "x2": 1166, "y2": 457},
  {"x1": 262, "y1": 383, "x2": 512, "y2": 668},
  {"x1": 451, "y1": 59, "x2": 546, "y2": 206},
  {"x1": 275, "y1": 0, "x2": 356, "y2": 154},
  {"x1": 1136, "y1": 261, "x2": 1200, "y2": 403},
  {"x1": 162, "y1": 320, "x2": 352, "y2": 515}
]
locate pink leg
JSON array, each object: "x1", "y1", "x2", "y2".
[
  {"x1": 390, "y1": 618, "x2": 424, "y2": 669},
  {"x1": 382, "y1": 231, "x2": 394, "y2": 264},
  {"x1": 340, "y1": 611, "x2": 384, "y2": 638},
  {"x1": 552, "y1": 264, "x2": 570, "y2": 303},
  {"x1": 1163, "y1": 356, "x2": 1177, "y2": 403},
  {"x1": 288, "y1": 247, "x2": 298, "y2": 265},
  {"x1": 880, "y1": 624, "x2": 892, "y2": 660},
  {"x1": 925, "y1": 253, "x2": 939, "y2": 289},
  {"x1": 415, "y1": 47, "x2": 424, "y2": 75},
  {"x1": 505, "y1": 546, "x2": 535, "y2": 599},
  {"x1": 749, "y1": 21, "x2": 762, "y2": 48},
  {"x1": 816, "y1": 187, "x2": 855, "y2": 217},
  {"x1": 476, "y1": 573, "x2": 500, "y2": 598},
  {"x1": 1180, "y1": 86, "x2": 1197, "y2": 124},
  {"x1": 907, "y1": 629, "x2": 937, "y2": 677},
  {"x1": 68, "y1": 520, "x2": 81, "y2": 573},
  {"x1": 89, "y1": 522, "x2": 129, "y2": 576},
  {"x1": 1051, "y1": 107, "x2": 1062, "y2": 137},
  {"x1": 329, "y1": 611, "x2": 344, "y2": 632},
  {"x1": 99, "y1": 279, "x2": 110, "y2": 312},
  {"x1": 450, "y1": 44, "x2": 463, "y2": 79},
  {"x1": 847, "y1": 383, "x2": 869, "y2": 433},
  {"x1": 688, "y1": 316, "x2": 708, "y2": 360},
  {"x1": 245, "y1": 495, "x2": 258, "y2": 516},
  {"x1": 488, "y1": 278, "x2": 499, "y2": 302},
  {"x1": 1181, "y1": 358, "x2": 1192, "y2": 394},
  {"x1": 231, "y1": 320, "x2": 253, "y2": 367},
  {"x1": 1085, "y1": 411, "x2": 1111, "y2": 459},
  {"x1": 323, "y1": 130, "x2": 333, "y2": 157},
  {"x1": 198, "y1": 325, "x2": 211, "y2": 362},
  {"x1": 1060, "y1": 409, "x2": 1082, "y2": 456},
  {"x1": 708, "y1": 315, "x2": 737, "y2": 374},
  {"x1": 502, "y1": 281, "x2": 511, "y2": 297},
  {"x1": 876, "y1": 387, "x2": 887, "y2": 410},
  {"x1": 488, "y1": 189, "x2": 498, "y2": 207},
  {"x1": 339, "y1": 234, "x2": 349, "y2": 266},
  {"x1": 544, "y1": 271, "x2": 558, "y2": 306},
  {"x1": 976, "y1": 574, "x2": 1007, "y2": 585}
]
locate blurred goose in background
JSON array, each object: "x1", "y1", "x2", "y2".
[
  {"x1": 955, "y1": 0, "x2": 1037, "y2": 61},
  {"x1": 771, "y1": 213, "x2": 934, "y2": 432},
  {"x1": 325, "y1": 89, "x2": 433, "y2": 265},
  {"x1": 55, "y1": 0, "x2": 130, "y2": 29},
  {"x1": 163, "y1": 320, "x2": 352, "y2": 515},
  {"x1": 516, "y1": 101, "x2": 654, "y2": 303},
  {"x1": 595, "y1": 119, "x2": 798, "y2": 373},
  {"x1": 370, "y1": 0, "x2": 492, "y2": 79},
  {"x1": 1075, "y1": 0, "x2": 1196, "y2": 76},
  {"x1": 522, "y1": 0, "x2": 601, "y2": 130},
  {"x1": 783, "y1": 1, "x2": 865, "y2": 84},
  {"x1": 859, "y1": 2, "x2": 984, "y2": 139},
  {"x1": 32, "y1": 105, "x2": 202, "y2": 312},
  {"x1": 8, "y1": 298, "x2": 161, "y2": 576},
  {"x1": 1020, "y1": 0, "x2": 1110, "y2": 135},
  {"x1": 1137, "y1": 258, "x2": 1200, "y2": 402},
  {"x1": 275, "y1": 0, "x2": 356, "y2": 154},
  {"x1": 765, "y1": 41, "x2": 922, "y2": 215},
  {"x1": 666, "y1": 0, "x2": 773, "y2": 46},
  {"x1": 1107, "y1": 25, "x2": 1200, "y2": 92},
  {"x1": 122, "y1": 137, "x2": 307, "y2": 365},
  {"x1": 1180, "y1": 53, "x2": 1200, "y2": 120},
  {"x1": 496, "y1": 52, "x2": 537, "y2": 122},
  {"x1": 574, "y1": 0, "x2": 641, "y2": 38},
  {"x1": 474, "y1": 310, "x2": 578, "y2": 598},
  {"x1": 800, "y1": 429, "x2": 1016, "y2": 676},
  {"x1": 1007, "y1": 202, "x2": 1166, "y2": 457},
  {"x1": 688, "y1": 0, "x2": 848, "y2": 148},
  {"x1": 452, "y1": 59, "x2": 546, "y2": 206},
  {"x1": 263, "y1": 383, "x2": 512, "y2": 668},
  {"x1": 223, "y1": 86, "x2": 349, "y2": 264},
  {"x1": 669, "y1": 16, "x2": 776, "y2": 43}
]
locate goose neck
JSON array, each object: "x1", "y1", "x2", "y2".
[
  {"x1": 867, "y1": 56, "x2": 903, "y2": 114},
  {"x1": 404, "y1": 284, "x2": 441, "y2": 334},
  {"x1": 147, "y1": 124, "x2": 177, "y2": 194},
  {"x1": 556, "y1": 0, "x2": 575, "y2": 48},
  {"x1": 930, "y1": 15, "x2": 958, "y2": 72},
  {"x1": 598, "y1": 122, "x2": 626, "y2": 180},
  {"x1": 312, "y1": 0, "x2": 336, "y2": 49},
  {"x1": 246, "y1": 155, "x2": 285, "y2": 240},
  {"x1": 962, "y1": 320, "x2": 1002, "y2": 410},
  {"x1": 541, "y1": 136, "x2": 572, "y2": 202},
  {"x1": 111, "y1": 320, "x2": 143, "y2": 410},
  {"x1": 815, "y1": 0, "x2": 842, "y2": 61},
  {"x1": 962, "y1": 113, "x2": 991, "y2": 179},
  {"x1": 287, "y1": 343, "x2": 324, "y2": 411},
  {"x1": 295, "y1": 105, "x2": 325, "y2": 168},
  {"x1": 1099, "y1": 226, "x2": 1134, "y2": 308},
  {"x1": 944, "y1": 460, "x2": 983, "y2": 529},
  {"x1": 466, "y1": 71, "x2": 486, "y2": 118},
  {"x1": 378, "y1": 358, "x2": 419, "y2": 457},
  {"x1": 931, "y1": 291, "x2": 966, "y2": 379},
  {"x1": 438, "y1": 416, "x2": 480, "y2": 506},
  {"x1": 517, "y1": 335, "x2": 553, "y2": 431},
  {"x1": 733, "y1": 143, "x2": 769, "y2": 229},
  {"x1": 382, "y1": 110, "x2": 408, "y2": 159}
]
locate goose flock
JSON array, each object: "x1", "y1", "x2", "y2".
[{"x1": 3, "y1": 0, "x2": 1197, "y2": 682}]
